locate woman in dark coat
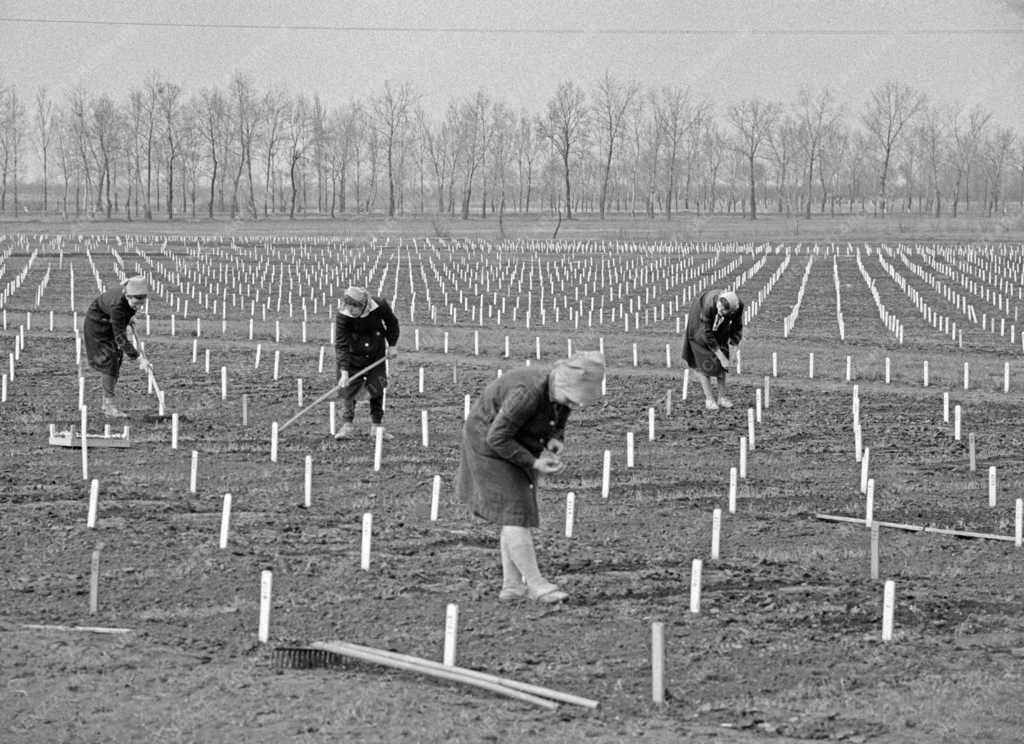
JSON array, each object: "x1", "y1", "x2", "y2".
[
  {"x1": 333, "y1": 286, "x2": 400, "y2": 440},
  {"x1": 681, "y1": 288, "x2": 743, "y2": 410},
  {"x1": 455, "y1": 351, "x2": 605, "y2": 604},
  {"x1": 83, "y1": 275, "x2": 151, "y2": 417}
]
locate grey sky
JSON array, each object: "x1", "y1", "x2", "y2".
[{"x1": 1, "y1": 0, "x2": 1021, "y2": 127}]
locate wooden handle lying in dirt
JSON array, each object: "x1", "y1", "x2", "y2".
[
  {"x1": 279, "y1": 356, "x2": 388, "y2": 432},
  {"x1": 816, "y1": 513, "x2": 1016, "y2": 542},
  {"x1": 310, "y1": 640, "x2": 560, "y2": 710}
]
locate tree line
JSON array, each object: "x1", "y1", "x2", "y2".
[{"x1": 0, "y1": 72, "x2": 1020, "y2": 223}]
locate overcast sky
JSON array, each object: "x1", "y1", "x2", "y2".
[{"x1": 1, "y1": 0, "x2": 1022, "y2": 127}]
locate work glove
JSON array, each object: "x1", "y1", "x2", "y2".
[
  {"x1": 714, "y1": 348, "x2": 730, "y2": 370},
  {"x1": 386, "y1": 346, "x2": 399, "y2": 360},
  {"x1": 533, "y1": 452, "x2": 565, "y2": 474},
  {"x1": 139, "y1": 357, "x2": 152, "y2": 372}
]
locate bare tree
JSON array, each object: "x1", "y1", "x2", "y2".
[
  {"x1": 370, "y1": 81, "x2": 415, "y2": 218},
  {"x1": 948, "y1": 104, "x2": 991, "y2": 217},
  {"x1": 155, "y1": 81, "x2": 183, "y2": 219},
  {"x1": 538, "y1": 81, "x2": 589, "y2": 219},
  {"x1": 286, "y1": 94, "x2": 310, "y2": 218},
  {"x1": 593, "y1": 72, "x2": 638, "y2": 219},
  {"x1": 767, "y1": 114, "x2": 798, "y2": 214},
  {"x1": 261, "y1": 88, "x2": 289, "y2": 216},
  {"x1": 982, "y1": 127, "x2": 1016, "y2": 215},
  {"x1": 34, "y1": 87, "x2": 55, "y2": 213},
  {"x1": 916, "y1": 103, "x2": 949, "y2": 217},
  {"x1": 727, "y1": 98, "x2": 779, "y2": 219},
  {"x1": 795, "y1": 86, "x2": 840, "y2": 218},
  {"x1": 861, "y1": 82, "x2": 925, "y2": 215},
  {"x1": 418, "y1": 105, "x2": 454, "y2": 214},
  {"x1": 652, "y1": 85, "x2": 692, "y2": 220},
  {"x1": 91, "y1": 94, "x2": 120, "y2": 218},
  {"x1": 228, "y1": 73, "x2": 260, "y2": 219},
  {"x1": 67, "y1": 88, "x2": 94, "y2": 217},
  {"x1": 198, "y1": 88, "x2": 227, "y2": 218}
]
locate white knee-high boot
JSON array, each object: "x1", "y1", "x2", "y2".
[
  {"x1": 501, "y1": 526, "x2": 566, "y2": 602},
  {"x1": 499, "y1": 528, "x2": 525, "y2": 598}
]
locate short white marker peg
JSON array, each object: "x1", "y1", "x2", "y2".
[
  {"x1": 87, "y1": 479, "x2": 99, "y2": 528},
  {"x1": 430, "y1": 475, "x2": 441, "y2": 521},
  {"x1": 219, "y1": 493, "x2": 232, "y2": 549},
  {"x1": 565, "y1": 491, "x2": 576, "y2": 538},
  {"x1": 360, "y1": 513, "x2": 373, "y2": 570},
  {"x1": 689, "y1": 558, "x2": 703, "y2": 613},
  {"x1": 258, "y1": 570, "x2": 272, "y2": 643},
  {"x1": 443, "y1": 603, "x2": 459, "y2": 666},
  {"x1": 651, "y1": 621, "x2": 665, "y2": 705},
  {"x1": 881, "y1": 580, "x2": 895, "y2": 642}
]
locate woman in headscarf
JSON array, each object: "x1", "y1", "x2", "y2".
[
  {"x1": 455, "y1": 351, "x2": 605, "y2": 604},
  {"x1": 681, "y1": 288, "x2": 744, "y2": 411},
  {"x1": 333, "y1": 285, "x2": 400, "y2": 440},
  {"x1": 82, "y1": 275, "x2": 151, "y2": 417}
]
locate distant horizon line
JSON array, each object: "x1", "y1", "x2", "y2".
[{"x1": 2, "y1": 16, "x2": 1023, "y2": 35}]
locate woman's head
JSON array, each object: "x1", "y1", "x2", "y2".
[
  {"x1": 122, "y1": 276, "x2": 149, "y2": 310},
  {"x1": 716, "y1": 290, "x2": 740, "y2": 316},
  {"x1": 342, "y1": 286, "x2": 369, "y2": 315},
  {"x1": 550, "y1": 351, "x2": 605, "y2": 409}
]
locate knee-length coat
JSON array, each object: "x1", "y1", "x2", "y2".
[
  {"x1": 454, "y1": 366, "x2": 570, "y2": 527},
  {"x1": 83, "y1": 287, "x2": 140, "y2": 377},
  {"x1": 681, "y1": 289, "x2": 744, "y2": 377}
]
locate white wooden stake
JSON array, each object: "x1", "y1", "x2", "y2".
[
  {"x1": 80, "y1": 405, "x2": 88, "y2": 480},
  {"x1": 865, "y1": 478, "x2": 875, "y2": 526},
  {"x1": 943, "y1": 391, "x2": 949, "y2": 422},
  {"x1": 373, "y1": 426, "x2": 383, "y2": 471},
  {"x1": 430, "y1": 475, "x2": 441, "y2": 521},
  {"x1": 361, "y1": 513, "x2": 373, "y2": 570},
  {"x1": 747, "y1": 408, "x2": 755, "y2": 451},
  {"x1": 87, "y1": 479, "x2": 99, "y2": 528},
  {"x1": 651, "y1": 621, "x2": 665, "y2": 705},
  {"x1": 443, "y1": 603, "x2": 459, "y2": 666},
  {"x1": 689, "y1": 558, "x2": 703, "y2": 613},
  {"x1": 626, "y1": 432, "x2": 635, "y2": 468},
  {"x1": 728, "y1": 468, "x2": 737, "y2": 513},
  {"x1": 421, "y1": 410, "x2": 429, "y2": 447},
  {"x1": 881, "y1": 580, "x2": 895, "y2": 642},
  {"x1": 171, "y1": 413, "x2": 179, "y2": 449},
  {"x1": 463, "y1": 394, "x2": 471, "y2": 420},
  {"x1": 1015, "y1": 498, "x2": 1022, "y2": 547},
  {"x1": 564, "y1": 492, "x2": 576, "y2": 537},
  {"x1": 648, "y1": 407, "x2": 655, "y2": 441},
  {"x1": 870, "y1": 524, "x2": 880, "y2": 580},
  {"x1": 258, "y1": 570, "x2": 272, "y2": 643},
  {"x1": 601, "y1": 450, "x2": 611, "y2": 498},
  {"x1": 954, "y1": 405, "x2": 962, "y2": 441},
  {"x1": 860, "y1": 447, "x2": 870, "y2": 494},
  {"x1": 710, "y1": 508, "x2": 721, "y2": 560},
  {"x1": 739, "y1": 437, "x2": 747, "y2": 479},
  {"x1": 89, "y1": 548, "x2": 100, "y2": 615},
  {"x1": 219, "y1": 493, "x2": 232, "y2": 549},
  {"x1": 304, "y1": 455, "x2": 313, "y2": 508},
  {"x1": 988, "y1": 466, "x2": 997, "y2": 507},
  {"x1": 271, "y1": 422, "x2": 279, "y2": 462},
  {"x1": 189, "y1": 450, "x2": 198, "y2": 493}
]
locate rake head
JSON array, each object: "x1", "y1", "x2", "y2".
[{"x1": 272, "y1": 646, "x2": 345, "y2": 670}]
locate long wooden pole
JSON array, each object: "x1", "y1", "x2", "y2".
[
  {"x1": 816, "y1": 513, "x2": 1016, "y2": 542},
  {"x1": 310, "y1": 641, "x2": 559, "y2": 710},
  {"x1": 313, "y1": 640, "x2": 599, "y2": 709},
  {"x1": 279, "y1": 357, "x2": 387, "y2": 432}
]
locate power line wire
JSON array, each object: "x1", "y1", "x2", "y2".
[{"x1": 0, "y1": 16, "x2": 1022, "y2": 35}]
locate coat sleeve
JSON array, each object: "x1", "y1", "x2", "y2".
[
  {"x1": 485, "y1": 384, "x2": 541, "y2": 471},
  {"x1": 110, "y1": 301, "x2": 139, "y2": 359},
  {"x1": 728, "y1": 303, "x2": 744, "y2": 346},
  {"x1": 696, "y1": 294, "x2": 721, "y2": 352},
  {"x1": 334, "y1": 313, "x2": 351, "y2": 368},
  {"x1": 378, "y1": 298, "x2": 400, "y2": 347}
]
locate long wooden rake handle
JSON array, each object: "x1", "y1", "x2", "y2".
[
  {"x1": 310, "y1": 641, "x2": 564, "y2": 709},
  {"x1": 311, "y1": 640, "x2": 599, "y2": 709},
  {"x1": 127, "y1": 325, "x2": 161, "y2": 397},
  {"x1": 278, "y1": 356, "x2": 388, "y2": 432}
]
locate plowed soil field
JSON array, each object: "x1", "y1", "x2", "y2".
[{"x1": 3, "y1": 233, "x2": 1023, "y2": 743}]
